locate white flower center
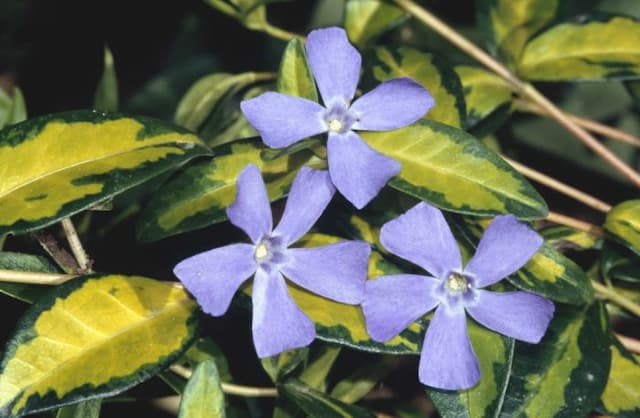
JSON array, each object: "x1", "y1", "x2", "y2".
[
  {"x1": 446, "y1": 273, "x2": 470, "y2": 294},
  {"x1": 328, "y1": 118, "x2": 343, "y2": 132},
  {"x1": 255, "y1": 242, "x2": 269, "y2": 261}
]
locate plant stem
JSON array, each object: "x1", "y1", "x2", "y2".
[
  {"x1": 32, "y1": 231, "x2": 80, "y2": 274},
  {"x1": 0, "y1": 269, "x2": 77, "y2": 285},
  {"x1": 261, "y1": 22, "x2": 300, "y2": 42},
  {"x1": 61, "y1": 218, "x2": 92, "y2": 273},
  {"x1": 546, "y1": 211, "x2": 606, "y2": 237},
  {"x1": 616, "y1": 333, "x2": 640, "y2": 354},
  {"x1": 169, "y1": 364, "x2": 278, "y2": 397},
  {"x1": 504, "y1": 157, "x2": 612, "y2": 213},
  {"x1": 514, "y1": 99, "x2": 640, "y2": 148},
  {"x1": 592, "y1": 281, "x2": 640, "y2": 317},
  {"x1": 393, "y1": 0, "x2": 640, "y2": 188}
]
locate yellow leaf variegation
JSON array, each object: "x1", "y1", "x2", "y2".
[
  {"x1": 605, "y1": 199, "x2": 640, "y2": 255},
  {"x1": 370, "y1": 47, "x2": 466, "y2": 128},
  {"x1": 0, "y1": 111, "x2": 209, "y2": 236},
  {"x1": 455, "y1": 65, "x2": 513, "y2": 129},
  {"x1": 344, "y1": 0, "x2": 407, "y2": 48},
  {"x1": 360, "y1": 120, "x2": 548, "y2": 219},
  {"x1": 0, "y1": 274, "x2": 198, "y2": 417},
  {"x1": 137, "y1": 141, "x2": 322, "y2": 241},
  {"x1": 518, "y1": 15, "x2": 640, "y2": 81}
]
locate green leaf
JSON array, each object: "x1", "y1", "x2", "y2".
[
  {"x1": 184, "y1": 337, "x2": 232, "y2": 383},
  {"x1": 299, "y1": 346, "x2": 341, "y2": 391},
  {"x1": 598, "y1": 337, "x2": 640, "y2": 417},
  {"x1": 281, "y1": 380, "x2": 375, "y2": 418},
  {"x1": 428, "y1": 325, "x2": 514, "y2": 418},
  {"x1": 0, "y1": 274, "x2": 198, "y2": 417},
  {"x1": 0, "y1": 252, "x2": 58, "y2": 303},
  {"x1": 56, "y1": 399, "x2": 102, "y2": 418},
  {"x1": 93, "y1": 47, "x2": 119, "y2": 112},
  {"x1": 369, "y1": 47, "x2": 466, "y2": 128},
  {"x1": 179, "y1": 360, "x2": 226, "y2": 418},
  {"x1": 605, "y1": 200, "x2": 640, "y2": 255},
  {"x1": 601, "y1": 243, "x2": 640, "y2": 283},
  {"x1": 500, "y1": 303, "x2": 612, "y2": 418},
  {"x1": 136, "y1": 141, "x2": 320, "y2": 242},
  {"x1": 277, "y1": 38, "x2": 317, "y2": 101},
  {"x1": 0, "y1": 87, "x2": 27, "y2": 130},
  {"x1": 541, "y1": 225, "x2": 599, "y2": 251},
  {"x1": 205, "y1": 0, "x2": 268, "y2": 31},
  {"x1": 518, "y1": 14, "x2": 640, "y2": 81},
  {"x1": 455, "y1": 65, "x2": 513, "y2": 131},
  {"x1": 330, "y1": 356, "x2": 393, "y2": 404},
  {"x1": 262, "y1": 348, "x2": 309, "y2": 383},
  {"x1": 476, "y1": 0, "x2": 560, "y2": 65},
  {"x1": 0, "y1": 111, "x2": 209, "y2": 236},
  {"x1": 344, "y1": 0, "x2": 407, "y2": 48},
  {"x1": 450, "y1": 217, "x2": 593, "y2": 305},
  {"x1": 360, "y1": 120, "x2": 548, "y2": 220},
  {"x1": 175, "y1": 72, "x2": 271, "y2": 132}
]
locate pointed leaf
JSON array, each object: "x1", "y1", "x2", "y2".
[
  {"x1": 179, "y1": 360, "x2": 226, "y2": 418},
  {"x1": 262, "y1": 348, "x2": 309, "y2": 383},
  {"x1": 299, "y1": 346, "x2": 341, "y2": 391},
  {"x1": 360, "y1": 120, "x2": 548, "y2": 220},
  {"x1": 601, "y1": 243, "x2": 640, "y2": 284},
  {"x1": 175, "y1": 72, "x2": 271, "y2": 132},
  {"x1": 428, "y1": 324, "x2": 514, "y2": 418},
  {"x1": 541, "y1": 226, "x2": 599, "y2": 251},
  {"x1": 518, "y1": 14, "x2": 640, "y2": 81},
  {"x1": 93, "y1": 47, "x2": 118, "y2": 112},
  {"x1": 0, "y1": 111, "x2": 209, "y2": 236},
  {"x1": 605, "y1": 200, "x2": 640, "y2": 255},
  {"x1": 344, "y1": 0, "x2": 407, "y2": 48},
  {"x1": 277, "y1": 38, "x2": 317, "y2": 101},
  {"x1": 369, "y1": 47, "x2": 466, "y2": 128},
  {"x1": 136, "y1": 141, "x2": 321, "y2": 241},
  {"x1": 598, "y1": 337, "x2": 640, "y2": 417},
  {"x1": 281, "y1": 380, "x2": 375, "y2": 418},
  {"x1": 0, "y1": 274, "x2": 198, "y2": 417},
  {"x1": 0, "y1": 87, "x2": 27, "y2": 130},
  {"x1": 500, "y1": 303, "x2": 612, "y2": 418},
  {"x1": 205, "y1": 0, "x2": 268, "y2": 31},
  {"x1": 455, "y1": 65, "x2": 513, "y2": 131},
  {"x1": 330, "y1": 356, "x2": 393, "y2": 404}
]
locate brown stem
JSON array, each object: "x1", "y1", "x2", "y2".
[
  {"x1": 32, "y1": 231, "x2": 80, "y2": 274},
  {"x1": 392, "y1": 0, "x2": 640, "y2": 187},
  {"x1": 514, "y1": 99, "x2": 640, "y2": 148},
  {"x1": 545, "y1": 211, "x2": 606, "y2": 237},
  {"x1": 503, "y1": 157, "x2": 613, "y2": 213},
  {"x1": 616, "y1": 333, "x2": 640, "y2": 354}
]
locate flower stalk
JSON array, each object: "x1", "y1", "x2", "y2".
[
  {"x1": 546, "y1": 211, "x2": 606, "y2": 237},
  {"x1": 592, "y1": 280, "x2": 640, "y2": 318},
  {"x1": 0, "y1": 269, "x2": 78, "y2": 285},
  {"x1": 169, "y1": 364, "x2": 278, "y2": 397}
]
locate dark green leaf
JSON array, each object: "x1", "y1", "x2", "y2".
[
  {"x1": 0, "y1": 252, "x2": 58, "y2": 303},
  {"x1": 56, "y1": 399, "x2": 102, "y2": 418},
  {"x1": 93, "y1": 47, "x2": 118, "y2": 112},
  {"x1": 179, "y1": 360, "x2": 226, "y2": 418},
  {"x1": 281, "y1": 380, "x2": 375, "y2": 418}
]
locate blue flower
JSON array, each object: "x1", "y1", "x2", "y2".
[
  {"x1": 241, "y1": 27, "x2": 435, "y2": 209},
  {"x1": 362, "y1": 202, "x2": 555, "y2": 390},
  {"x1": 174, "y1": 164, "x2": 371, "y2": 358}
]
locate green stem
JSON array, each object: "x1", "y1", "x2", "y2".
[
  {"x1": 169, "y1": 364, "x2": 278, "y2": 397},
  {"x1": 61, "y1": 218, "x2": 92, "y2": 273},
  {"x1": 592, "y1": 280, "x2": 640, "y2": 317},
  {"x1": 261, "y1": 22, "x2": 300, "y2": 42}
]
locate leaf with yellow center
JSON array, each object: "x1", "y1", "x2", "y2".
[{"x1": 0, "y1": 274, "x2": 198, "y2": 417}]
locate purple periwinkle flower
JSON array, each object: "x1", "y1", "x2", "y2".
[
  {"x1": 241, "y1": 27, "x2": 435, "y2": 209},
  {"x1": 174, "y1": 164, "x2": 371, "y2": 358},
  {"x1": 362, "y1": 202, "x2": 554, "y2": 390}
]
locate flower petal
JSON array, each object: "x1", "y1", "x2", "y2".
[
  {"x1": 362, "y1": 274, "x2": 440, "y2": 342},
  {"x1": 173, "y1": 243, "x2": 256, "y2": 316},
  {"x1": 351, "y1": 78, "x2": 435, "y2": 131},
  {"x1": 467, "y1": 290, "x2": 554, "y2": 343},
  {"x1": 240, "y1": 92, "x2": 327, "y2": 148},
  {"x1": 380, "y1": 202, "x2": 462, "y2": 278},
  {"x1": 273, "y1": 167, "x2": 336, "y2": 246},
  {"x1": 464, "y1": 215, "x2": 543, "y2": 287},
  {"x1": 419, "y1": 305, "x2": 480, "y2": 390},
  {"x1": 327, "y1": 131, "x2": 400, "y2": 209},
  {"x1": 226, "y1": 164, "x2": 273, "y2": 243},
  {"x1": 306, "y1": 27, "x2": 361, "y2": 105},
  {"x1": 281, "y1": 241, "x2": 370, "y2": 304},
  {"x1": 252, "y1": 268, "x2": 316, "y2": 358}
]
